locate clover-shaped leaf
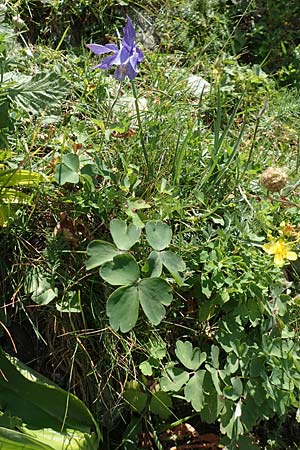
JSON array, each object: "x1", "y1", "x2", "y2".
[
  {"x1": 100, "y1": 254, "x2": 140, "y2": 286},
  {"x1": 144, "y1": 250, "x2": 186, "y2": 285},
  {"x1": 223, "y1": 377, "x2": 243, "y2": 401},
  {"x1": 110, "y1": 219, "x2": 141, "y2": 250},
  {"x1": 139, "y1": 278, "x2": 173, "y2": 325},
  {"x1": 106, "y1": 278, "x2": 173, "y2": 332},
  {"x1": 162, "y1": 251, "x2": 186, "y2": 286},
  {"x1": 175, "y1": 340, "x2": 207, "y2": 371},
  {"x1": 106, "y1": 285, "x2": 139, "y2": 333},
  {"x1": 144, "y1": 251, "x2": 163, "y2": 278},
  {"x1": 160, "y1": 367, "x2": 189, "y2": 392},
  {"x1": 55, "y1": 154, "x2": 80, "y2": 185},
  {"x1": 184, "y1": 370, "x2": 206, "y2": 411},
  {"x1": 86, "y1": 240, "x2": 119, "y2": 270},
  {"x1": 146, "y1": 221, "x2": 172, "y2": 251},
  {"x1": 25, "y1": 268, "x2": 57, "y2": 305}
]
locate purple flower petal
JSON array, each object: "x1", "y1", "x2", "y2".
[
  {"x1": 86, "y1": 43, "x2": 118, "y2": 55},
  {"x1": 122, "y1": 17, "x2": 135, "y2": 48},
  {"x1": 126, "y1": 61, "x2": 138, "y2": 80},
  {"x1": 136, "y1": 47, "x2": 144, "y2": 63},
  {"x1": 87, "y1": 16, "x2": 143, "y2": 81},
  {"x1": 129, "y1": 52, "x2": 138, "y2": 72},
  {"x1": 114, "y1": 65, "x2": 128, "y2": 82},
  {"x1": 119, "y1": 46, "x2": 130, "y2": 64},
  {"x1": 99, "y1": 52, "x2": 121, "y2": 70}
]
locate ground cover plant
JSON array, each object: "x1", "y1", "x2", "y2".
[{"x1": 1, "y1": 1, "x2": 300, "y2": 449}]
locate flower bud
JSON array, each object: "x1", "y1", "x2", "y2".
[{"x1": 260, "y1": 167, "x2": 288, "y2": 192}]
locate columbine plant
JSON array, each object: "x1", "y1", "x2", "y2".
[{"x1": 86, "y1": 17, "x2": 150, "y2": 172}]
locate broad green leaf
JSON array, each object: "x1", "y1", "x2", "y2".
[
  {"x1": 175, "y1": 340, "x2": 206, "y2": 371},
  {"x1": 200, "y1": 371, "x2": 224, "y2": 423},
  {"x1": 54, "y1": 154, "x2": 80, "y2": 185},
  {"x1": 106, "y1": 285, "x2": 139, "y2": 332},
  {"x1": 123, "y1": 389, "x2": 148, "y2": 413},
  {"x1": 0, "y1": 169, "x2": 46, "y2": 187},
  {"x1": 106, "y1": 278, "x2": 172, "y2": 331},
  {"x1": 160, "y1": 367, "x2": 189, "y2": 392},
  {"x1": 0, "y1": 350, "x2": 101, "y2": 446},
  {"x1": 20, "y1": 425, "x2": 97, "y2": 450},
  {"x1": 139, "y1": 278, "x2": 173, "y2": 325},
  {"x1": 0, "y1": 189, "x2": 29, "y2": 204},
  {"x1": 25, "y1": 268, "x2": 57, "y2": 306},
  {"x1": 143, "y1": 251, "x2": 163, "y2": 278},
  {"x1": 100, "y1": 254, "x2": 140, "y2": 286},
  {"x1": 200, "y1": 393, "x2": 223, "y2": 424},
  {"x1": 10, "y1": 72, "x2": 69, "y2": 115},
  {"x1": 184, "y1": 370, "x2": 206, "y2": 411},
  {"x1": 139, "y1": 357, "x2": 160, "y2": 376},
  {"x1": 224, "y1": 353, "x2": 239, "y2": 376},
  {"x1": 161, "y1": 250, "x2": 186, "y2": 285},
  {"x1": 109, "y1": 219, "x2": 141, "y2": 250},
  {"x1": 205, "y1": 365, "x2": 222, "y2": 395},
  {"x1": 86, "y1": 240, "x2": 119, "y2": 270},
  {"x1": 0, "y1": 427, "x2": 54, "y2": 450},
  {"x1": 223, "y1": 377, "x2": 243, "y2": 401},
  {"x1": 146, "y1": 221, "x2": 172, "y2": 250},
  {"x1": 150, "y1": 391, "x2": 172, "y2": 419},
  {"x1": 32, "y1": 284, "x2": 58, "y2": 306},
  {"x1": 241, "y1": 397, "x2": 259, "y2": 433}
]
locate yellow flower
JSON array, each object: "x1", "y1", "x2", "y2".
[{"x1": 263, "y1": 239, "x2": 297, "y2": 266}]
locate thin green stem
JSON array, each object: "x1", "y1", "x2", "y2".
[{"x1": 130, "y1": 80, "x2": 151, "y2": 174}]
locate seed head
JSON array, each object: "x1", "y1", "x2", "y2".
[{"x1": 260, "y1": 167, "x2": 288, "y2": 192}]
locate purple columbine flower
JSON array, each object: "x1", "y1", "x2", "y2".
[{"x1": 86, "y1": 17, "x2": 144, "y2": 81}]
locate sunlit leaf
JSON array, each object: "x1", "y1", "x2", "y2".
[
  {"x1": 109, "y1": 219, "x2": 141, "y2": 250},
  {"x1": 160, "y1": 367, "x2": 189, "y2": 392},
  {"x1": 139, "y1": 278, "x2": 173, "y2": 325},
  {"x1": 184, "y1": 371, "x2": 206, "y2": 411},
  {"x1": 9, "y1": 72, "x2": 69, "y2": 115},
  {"x1": 146, "y1": 221, "x2": 172, "y2": 251},
  {"x1": 106, "y1": 285, "x2": 139, "y2": 332},
  {"x1": 100, "y1": 254, "x2": 140, "y2": 286},
  {"x1": 86, "y1": 240, "x2": 119, "y2": 270},
  {"x1": 175, "y1": 340, "x2": 206, "y2": 371}
]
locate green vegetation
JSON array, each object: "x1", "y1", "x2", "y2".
[{"x1": 1, "y1": 1, "x2": 300, "y2": 449}]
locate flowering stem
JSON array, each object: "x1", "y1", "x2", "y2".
[{"x1": 130, "y1": 80, "x2": 150, "y2": 174}]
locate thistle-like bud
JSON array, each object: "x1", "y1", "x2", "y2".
[{"x1": 260, "y1": 167, "x2": 288, "y2": 192}]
